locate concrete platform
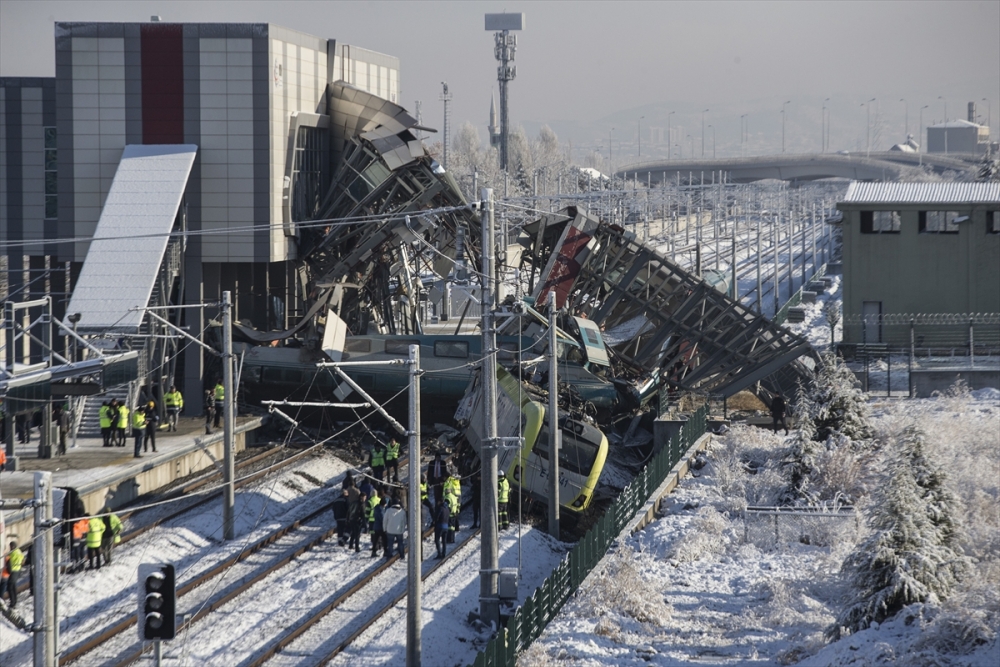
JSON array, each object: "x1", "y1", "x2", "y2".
[{"x1": 1, "y1": 415, "x2": 265, "y2": 545}]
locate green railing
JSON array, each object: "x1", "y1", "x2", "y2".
[
  {"x1": 773, "y1": 263, "x2": 827, "y2": 326},
  {"x1": 471, "y1": 405, "x2": 709, "y2": 667}
]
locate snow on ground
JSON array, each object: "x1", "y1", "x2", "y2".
[
  {"x1": 522, "y1": 390, "x2": 1000, "y2": 667},
  {"x1": 0, "y1": 449, "x2": 352, "y2": 666},
  {"x1": 327, "y1": 525, "x2": 567, "y2": 667}
]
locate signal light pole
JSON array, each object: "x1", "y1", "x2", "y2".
[{"x1": 138, "y1": 562, "x2": 177, "y2": 664}]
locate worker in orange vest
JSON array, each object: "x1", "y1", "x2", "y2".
[
  {"x1": 0, "y1": 446, "x2": 7, "y2": 472},
  {"x1": 72, "y1": 518, "x2": 90, "y2": 570}
]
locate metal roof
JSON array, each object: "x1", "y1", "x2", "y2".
[
  {"x1": 841, "y1": 181, "x2": 1000, "y2": 205},
  {"x1": 67, "y1": 144, "x2": 197, "y2": 334}
]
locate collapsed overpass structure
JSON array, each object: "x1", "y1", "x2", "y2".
[{"x1": 518, "y1": 207, "x2": 814, "y2": 399}]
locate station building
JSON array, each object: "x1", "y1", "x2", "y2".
[
  {"x1": 836, "y1": 182, "x2": 1000, "y2": 346},
  {"x1": 1, "y1": 20, "x2": 400, "y2": 411}
]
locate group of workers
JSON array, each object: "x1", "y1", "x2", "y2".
[
  {"x1": 0, "y1": 506, "x2": 121, "y2": 609},
  {"x1": 332, "y1": 445, "x2": 514, "y2": 562}
]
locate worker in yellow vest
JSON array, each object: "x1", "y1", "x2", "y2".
[
  {"x1": 116, "y1": 403, "x2": 129, "y2": 447},
  {"x1": 444, "y1": 466, "x2": 461, "y2": 542},
  {"x1": 365, "y1": 487, "x2": 380, "y2": 536},
  {"x1": 369, "y1": 443, "x2": 386, "y2": 483},
  {"x1": 498, "y1": 470, "x2": 511, "y2": 530},
  {"x1": 385, "y1": 438, "x2": 401, "y2": 483},
  {"x1": 213, "y1": 380, "x2": 225, "y2": 429},
  {"x1": 99, "y1": 401, "x2": 112, "y2": 447},
  {"x1": 1, "y1": 541, "x2": 25, "y2": 608},
  {"x1": 420, "y1": 474, "x2": 433, "y2": 528},
  {"x1": 132, "y1": 407, "x2": 146, "y2": 458},
  {"x1": 164, "y1": 386, "x2": 183, "y2": 431},
  {"x1": 87, "y1": 515, "x2": 105, "y2": 569}
]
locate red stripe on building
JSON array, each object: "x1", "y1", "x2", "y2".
[{"x1": 140, "y1": 24, "x2": 184, "y2": 144}]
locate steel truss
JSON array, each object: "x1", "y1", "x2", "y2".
[{"x1": 519, "y1": 207, "x2": 814, "y2": 398}]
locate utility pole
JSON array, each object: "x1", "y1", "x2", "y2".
[
  {"x1": 486, "y1": 13, "x2": 524, "y2": 171},
  {"x1": 479, "y1": 187, "x2": 500, "y2": 628},
  {"x1": 406, "y1": 344, "x2": 422, "y2": 667},
  {"x1": 547, "y1": 291, "x2": 560, "y2": 539},
  {"x1": 440, "y1": 83, "x2": 452, "y2": 171},
  {"x1": 772, "y1": 215, "x2": 780, "y2": 315},
  {"x1": 756, "y1": 222, "x2": 763, "y2": 313},
  {"x1": 34, "y1": 471, "x2": 55, "y2": 667},
  {"x1": 222, "y1": 291, "x2": 235, "y2": 541}
]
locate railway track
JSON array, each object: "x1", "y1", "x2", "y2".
[
  {"x1": 59, "y1": 456, "x2": 417, "y2": 666},
  {"x1": 246, "y1": 507, "x2": 476, "y2": 667}
]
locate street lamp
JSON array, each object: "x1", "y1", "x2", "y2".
[
  {"x1": 919, "y1": 105, "x2": 929, "y2": 162},
  {"x1": 983, "y1": 98, "x2": 992, "y2": 141},
  {"x1": 740, "y1": 114, "x2": 748, "y2": 157},
  {"x1": 864, "y1": 97, "x2": 876, "y2": 159},
  {"x1": 667, "y1": 111, "x2": 675, "y2": 160},
  {"x1": 609, "y1": 127, "x2": 614, "y2": 171},
  {"x1": 701, "y1": 109, "x2": 709, "y2": 157},
  {"x1": 900, "y1": 98, "x2": 908, "y2": 138},
  {"x1": 938, "y1": 95, "x2": 947, "y2": 122},
  {"x1": 708, "y1": 124, "x2": 716, "y2": 158},
  {"x1": 638, "y1": 116, "x2": 644, "y2": 157},
  {"x1": 687, "y1": 134, "x2": 694, "y2": 160},
  {"x1": 781, "y1": 100, "x2": 791, "y2": 153},
  {"x1": 822, "y1": 97, "x2": 830, "y2": 152}
]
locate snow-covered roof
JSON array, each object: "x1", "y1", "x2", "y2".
[
  {"x1": 927, "y1": 119, "x2": 985, "y2": 129},
  {"x1": 841, "y1": 181, "x2": 1000, "y2": 205}
]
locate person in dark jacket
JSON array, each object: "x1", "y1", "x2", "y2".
[
  {"x1": 371, "y1": 496, "x2": 387, "y2": 558},
  {"x1": 427, "y1": 451, "x2": 447, "y2": 505},
  {"x1": 470, "y1": 470, "x2": 482, "y2": 529},
  {"x1": 434, "y1": 500, "x2": 450, "y2": 559},
  {"x1": 143, "y1": 402, "x2": 159, "y2": 453},
  {"x1": 346, "y1": 480, "x2": 362, "y2": 553},
  {"x1": 332, "y1": 489, "x2": 349, "y2": 546},
  {"x1": 771, "y1": 393, "x2": 789, "y2": 435}
]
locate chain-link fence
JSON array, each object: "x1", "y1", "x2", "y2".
[{"x1": 742, "y1": 506, "x2": 860, "y2": 550}]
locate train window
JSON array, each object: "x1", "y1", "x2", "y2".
[
  {"x1": 345, "y1": 339, "x2": 371, "y2": 353},
  {"x1": 385, "y1": 340, "x2": 419, "y2": 355},
  {"x1": 434, "y1": 340, "x2": 469, "y2": 358},
  {"x1": 498, "y1": 344, "x2": 517, "y2": 363},
  {"x1": 534, "y1": 426, "x2": 599, "y2": 476},
  {"x1": 988, "y1": 211, "x2": 999, "y2": 234}
]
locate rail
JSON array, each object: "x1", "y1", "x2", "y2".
[{"x1": 471, "y1": 405, "x2": 709, "y2": 667}]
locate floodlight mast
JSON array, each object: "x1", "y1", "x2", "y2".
[{"x1": 486, "y1": 13, "x2": 524, "y2": 171}]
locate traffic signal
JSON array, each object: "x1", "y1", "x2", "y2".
[{"x1": 137, "y1": 563, "x2": 176, "y2": 641}]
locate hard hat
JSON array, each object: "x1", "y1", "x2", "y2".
[
  {"x1": 498, "y1": 470, "x2": 505, "y2": 477},
  {"x1": 148, "y1": 401, "x2": 155, "y2": 408}
]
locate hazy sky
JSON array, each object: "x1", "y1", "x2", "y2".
[{"x1": 2, "y1": 0, "x2": 998, "y2": 157}]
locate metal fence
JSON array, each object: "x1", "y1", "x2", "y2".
[
  {"x1": 471, "y1": 406, "x2": 709, "y2": 667},
  {"x1": 742, "y1": 506, "x2": 860, "y2": 550}
]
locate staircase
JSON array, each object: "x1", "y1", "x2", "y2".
[{"x1": 73, "y1": 237, "x2": 182, "y2": 439}]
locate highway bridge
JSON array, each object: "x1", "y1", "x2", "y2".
[{"x1": 615, "y1": 152, "x2": 980, "y2": 185}]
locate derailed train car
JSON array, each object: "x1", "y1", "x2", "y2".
[{"x1": 455, "y1": 365, "x2": 608, "y2": 513}]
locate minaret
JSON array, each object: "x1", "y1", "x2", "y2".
[{"x1": 488, "y1": 93, "x2": 501, "y2": 149}]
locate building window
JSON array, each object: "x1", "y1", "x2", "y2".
[
  {"x1": 919, "y1": 211, "x2": 960, "y2": 234},
  {"x1": 989, "y1": 211, "x2": 1000, "y2": 234},
  {"x1": 43, "y1": 126, "x2": 57, "y2": 220},
  {"x1": 860, "y1": 210, "x2": 900, "y2": 234}
]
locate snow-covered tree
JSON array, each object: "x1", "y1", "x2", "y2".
[
  {"x1": 805, "y1": 352, "x2": 872, "y2": 443},
  {"x1": 829, "y1": 432, "x2": 970, "y2": 638},
  {"x1": 780, "y1": 384, "x2": 822, "y2": 504}
]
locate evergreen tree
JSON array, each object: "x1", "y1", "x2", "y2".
[
  {"x1": 830, "y1": 435, "x2": 969, "y2": 639},
  {"x1": 780, "y1": 383, "x2": 822, "y2": 504},
  {"x1": 807, "y1": 352, "x2": 873, "y2": 443}
]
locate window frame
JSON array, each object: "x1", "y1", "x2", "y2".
[
  {"x1": 919, "y1": 210, "x2": 960, "y2": 234},
  {"x1": 860, "y1": 210, "x2": 901, "y2": 234}
]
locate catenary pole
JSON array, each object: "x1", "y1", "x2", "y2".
[
  {"x1": 547, "y1": 291, "x2": 560, "y2": 539},
  {"x1": 479, "y1": 188, "x2": 500, "y2": 628},
  {"x1": 407, "y1": 344, "x2": 422, "y2": 667},
  {"x1": 222, "y1": 291, "x2": 235, "y2": 540},
  {"x1": 33, "y1": 471, "x2": 55, "y2": 667}
]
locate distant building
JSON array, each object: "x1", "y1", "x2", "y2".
[
  {"x1": 926, "y1": 120, "x2": 990, "y2": 155},
  {"x1": 836, "y1": 182, "x2": 1000, "y2": 346}
]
